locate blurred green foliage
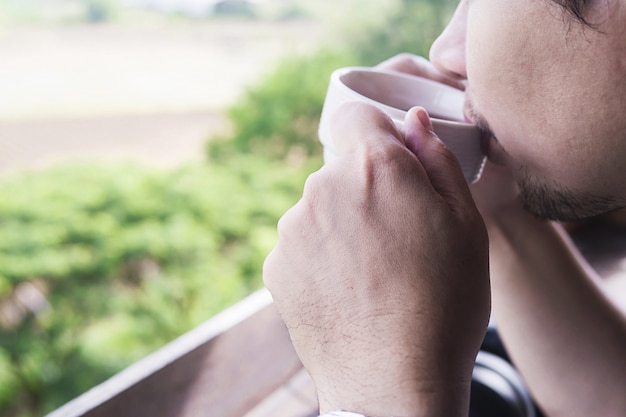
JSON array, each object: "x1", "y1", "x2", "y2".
[
  {"x1": 208, "y1": 48, "x2": 354, "y2": 162},
  {"x1": 209, "y1": 0, "x2": 457, "y2": 163},
  {"x1": 0, "y1": 159, "x2": 315, "y2": 416},
  {"x1": 0, "y1": 0, "x2": 121, "y2": 24},
  {"x1": 348, "y1": 0, "x2": 458, "y2": 64},
  {"x1": 85, "y1": 0, "x2": 118, "y2": 22},
  {"x1": 213, "y1": 1, "x2": 257, "y2": 18},
  {"x1": 0, "y1": 0, "x2": 457, "y2": 416}
]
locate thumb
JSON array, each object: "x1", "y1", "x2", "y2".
[{"x1": 404, "y1": 107, "x2": 474, "y2": 214}]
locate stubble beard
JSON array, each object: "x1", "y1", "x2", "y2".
[{"x1": 517, "y1": 168, "x2": 620, "y2": 221}]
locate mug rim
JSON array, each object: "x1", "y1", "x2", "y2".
[{"x1": 333, "y1": 66, "x2": 477, "y2": 131}]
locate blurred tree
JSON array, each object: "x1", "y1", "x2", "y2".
[
  {"x1": 85, "y1": 0, "x2": 118, "y2": 23},
  {"x1": 207, "y1": 48, "x2": 353, "y2": 162},
  {"x1": 213, "y1": 0, "x2": 258, "y2": 18},
  {"x1": 208, "y1": 0, "x2": 458, "y2": 163},
  {"x1": 0, "y1": 160, "x2": 313, "y2": 416},
  {"x1": 348, "y1": 0, "x2": 458, "y2": 64}
]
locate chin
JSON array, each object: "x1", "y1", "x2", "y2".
[{"x1": 518, "y1": 171, "x2": 620, "y2": 221}]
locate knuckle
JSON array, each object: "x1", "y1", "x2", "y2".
[
  {"x1": 276, "y1": 206, "x2": 298, "y2": 240},
  {"x1": 333, "y1": 101, "x2": 393, "y2": 132},
  {"x1": 276, "y1": 172, "x2": 325, "y2": 241},
  {"x1": 262, "y1": 246, "x2": 290, "y2": 298},
  {"x1": 364, "y1": 141, "x2": 407, "y2": 168},
  {"x1": 301, "y1": 170, "x2": 326, "y2": 199},
  {"x1": 395, "y1": 52, "x2": 417, "y2": 61},
  {"x1": 261, "y1": 250, "x2": 276, "y2": 289},
  {"x1": 331, "y1": 102, "x2": 404, "y2": 159},
  {"x1": 379, "y1": 53, "x2": 428, "y2": 76},
  {"x1": 384, "y1": 53, "x2": 418, "y2": 69},
  {"x1": 360, "y1": 144, "x2": 416, "y2": 193}
]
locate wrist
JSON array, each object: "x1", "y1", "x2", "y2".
[
  {"x1": 319, "y1": 412, "x2": 417, "y2": 417},
  {"x1": 316, "y1": 378, "x2": 471, "y2": 417}
]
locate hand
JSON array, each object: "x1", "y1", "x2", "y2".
[
  {"x1": 264, "y1": 102, "x2": 491, "y2": 417},
  {"x1": 377, "y1": 54, "x2": 523, "y2": 225}
]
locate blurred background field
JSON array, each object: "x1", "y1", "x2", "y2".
[
  {"x1": 0, "y1": 0, "x2": 325, "y2": 171},
  {"x1": 0, "y1": 1, "x2": 456, "y2": 416}
]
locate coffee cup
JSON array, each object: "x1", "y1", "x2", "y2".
[{"x1": 318, "y1": 67, "x2": 486, "y2": 184}]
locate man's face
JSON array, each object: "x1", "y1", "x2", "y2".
[{"x1": 430, "y1": 0, "x2": 626, "y2": 220}]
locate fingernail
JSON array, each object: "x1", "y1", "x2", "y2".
[{"x1": 416, "y1": 107, "x2": 434, "y2": 132}]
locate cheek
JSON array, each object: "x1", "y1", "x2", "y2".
[
  {"x1": 465, "y1": 1, "x2": 606, "y2": 183},
  {"x1": 465, "y1": 0, "x2": 626, "y2": 199},
  {"x1": 465, "y1": 1, "x2": 545, "y2": 154}
]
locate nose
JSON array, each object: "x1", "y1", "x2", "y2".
[{"x1": 429, "y1": 1, "x2": 469, "y2": 81}]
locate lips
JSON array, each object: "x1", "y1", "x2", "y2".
[
  {"x1": 463, "y1": 102, "x2": 475, "y2": 125},
  {"x1": 462, "y1": 95, "x2": 509, "y2": 165},
  {"x1": 463, "y1": 99, "x2": 490, "y2": 140}
]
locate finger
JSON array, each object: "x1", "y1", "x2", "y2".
[
  {"x1": 264, "y1": 197, "x2": 312, "y2": 297},
  {"x1": 404, "y1": 107, "x2": 475, "y2": 214},
  {"x1": 376, "y1": 54, "x2": 466, "y2": 91},
  {"x1": 329, "y1": 101, "x2": 405, "y2": 159}
]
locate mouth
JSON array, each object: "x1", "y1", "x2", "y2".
[
  {"x1": 463, "y1": 98, "x2": 491, "y2": 133},
  {"x1": 462, "y1": 96, "x2": 508, "y2": 165},
  {"x1": 463, "y1": 101, "x2": 491, "y2": 143}
]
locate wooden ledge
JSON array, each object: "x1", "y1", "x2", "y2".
[
  {"x1": 46, "y1": 224, "x2": 626, "y2": 417},
  {"x1": 46, "y1": 289, "x2": 317, "y2": 417}
]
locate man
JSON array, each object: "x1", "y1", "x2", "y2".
[{"x1": 263, "y1": 0, "x2": 626, "y2": 416}]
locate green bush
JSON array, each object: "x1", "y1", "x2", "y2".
[
  {"x1": 208, "y1": 0, "x2": 457, "y2": 163},
  {"x1": 85, "y1": 0, "x2": 119, "y2": 23},
  {"x1": 347, "y1": 0, "x2": 458, "y2": 65},
  {"x1": 212, "y1": 0, "x2": 258, "y2": 18},
  {"x1": 0, "y1": 159, "x2": 314, "y2": 416},
  {"x1": 207, "y1": 48, "x2": 354, "y2": 162}
]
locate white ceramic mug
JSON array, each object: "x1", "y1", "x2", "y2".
[{"x1": 318, "y1": 67, "x2": 486, "y2": 184}]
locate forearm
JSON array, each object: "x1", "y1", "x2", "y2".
[{"x1": 487, "y1": 208, "x2": 626, "y2": 417}]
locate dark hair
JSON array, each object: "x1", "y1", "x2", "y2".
[{"x1": 552, "y1": 0, "x2": 593, "y2": 26}]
